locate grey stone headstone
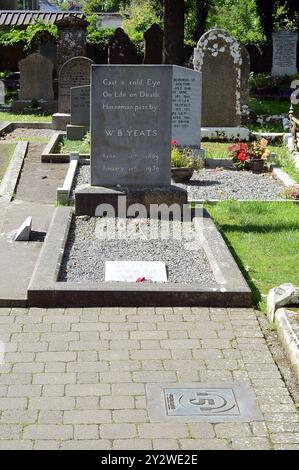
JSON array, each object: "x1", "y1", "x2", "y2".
[
  {"x1": 105, "y1": 261, "x2": 168, "y2": 282},
  {"x1": 171, "y1": 66, "x2": 202, "y2": 148},
  {"x1": 194, "y1": 29, "x2": 243, "y2": 127},
  {"x1": 271, "y1": 30, "x2": 298, "y2": 77},
  {"x1": 91, "y1": 65, "x2": 173, "y2": 187},
  {"x1": 108, "y1": 28, "x2": 139, "y2": 64},
  {"x1": 58, "y1": 57, "x2": 94, "y2": 114},
  {"x1": 15, "y1": 216, "x2": 32, "y2": 242},
  {"x1": 56, "y1": 16, "x2": 89, "y2": 73},
  {"x1": 70, "y1": 85, "x2": 90, "y2": 126},
  {"x1": 19, "y1": 53, "x2": 54, "y2": 101}
]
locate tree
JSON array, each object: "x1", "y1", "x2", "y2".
[
  {"x1": 192, "y1": 0, "x2": 209, "y2": 42},
  {"x1": 255, "y1": 0, "x2": 275, "y2": 41},
  {"x1": 163, "y1": 0, "x2": 185, "y2": 64}
]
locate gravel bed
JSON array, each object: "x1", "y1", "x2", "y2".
[
  {"x1": 60, "y1": 217, "x2": 216, "y2": 285},
  {"x1": 0, "y1": 128, "x2": 55, "y2": 141},
  {"x1": 73, "y1": 164, "x2": 285, "y2": 201}
]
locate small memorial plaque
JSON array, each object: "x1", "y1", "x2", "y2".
[{"x1": 105, "y1": 261, "x2": 168, "y2": 283}]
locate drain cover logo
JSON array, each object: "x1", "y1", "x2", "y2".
[
  {"x1": 146, "y1": 382, "x2": 263, "y2": 422},
  {"x1": 164, "y1": 388, "x2": 239, "y2": 416}
]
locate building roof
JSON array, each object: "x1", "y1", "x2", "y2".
[
  {"x1": 0, "y1": 10, "x2": 121, "y2": 27},
  {"x1": 39, "y1": 0, "x2": 61, "y2": 12}
]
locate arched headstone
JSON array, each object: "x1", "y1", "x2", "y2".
[
  {"x1": 58, "y1": 56, "x2": 94, "y2": 114},
  {"x1": 194, "y1": 29, "x2": 243, "y2": 127},
  {"x1": 19, "y1": 52, "x2": 54, "y2": 101}
]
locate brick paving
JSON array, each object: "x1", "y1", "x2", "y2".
[{"x1": 0, "y1": 307, "x2": 298, "y2": 450}]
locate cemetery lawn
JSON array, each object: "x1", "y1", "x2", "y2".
[
  {"x1": 249, "y1": 98, "x2": 299, "y2": 117},
  {"x1": 59, "y1": 137, "x2": 90, "y2": 154},
  {"x1": 0, "y1": 112, "x2": 51, "y2": 123},
  {"x1": 0, "y1": 142, "x2": 15, "y2": 182},
  {"x1": 206, "y1": 201, "x2": 299, "y2": 311}
]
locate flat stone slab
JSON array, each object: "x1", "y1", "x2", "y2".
[
  {"x1": 146, "y1": 382, "x2": 263, "y2": 423},
  {"x1": 105, "y1": 261, "x2": 168, "y2": 283}
]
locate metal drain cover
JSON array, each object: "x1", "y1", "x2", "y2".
[{"x1": 146, "y1": 382, "x2": 263, "y2": 423}]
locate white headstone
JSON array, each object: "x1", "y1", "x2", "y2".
[
  {"x1": 171, "y1": 66, "x2": 202, "y2": 149},
  {"x1": 271, "y1": 30, "x2": 298, "y2": 77},
  {"x1": 105, "y1": 261, "x2": 168, "y2": 282}
]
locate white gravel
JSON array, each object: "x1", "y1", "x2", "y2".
[
  {"x1": 60, "y1": 217, "x2": 216, "y2": 285},
  {"x1": 73, "y1": 164, "x2": 285, "y2": 201}
]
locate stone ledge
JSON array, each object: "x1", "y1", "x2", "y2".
[{"x1": 75, "y1": 185, "x2": 188, "y2": 217}]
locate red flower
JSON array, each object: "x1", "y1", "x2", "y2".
[
  {"x1": 136, "y1": 277, "x2": 145, "y2": 283},
  {"x1": 237, "y1": 151, "x2": 247, "y2": 162},
  {"x1": 171, "y1": 140, "x2": 177, "y2": 146}
]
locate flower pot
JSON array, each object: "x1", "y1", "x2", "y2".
[
  {"x1": 245, "y1": 159, "x2": 266, "y2": 174},
  {"x1": 171, "y1": 167, "x2": 194, "y2": 183}
]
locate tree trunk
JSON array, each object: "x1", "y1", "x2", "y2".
[
  {"x1": 163, "y1": 0, "x2": 185, "y2": 64},
  {"x1": 255, "y1": 0, "x2": 275, "y2": 42},
  {"x1": 192, "y1": 0, "x2": 209, "y2": 43}
]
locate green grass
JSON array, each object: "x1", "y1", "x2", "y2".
[
  {"x1": 0, "y1": 142, "x2": 15, "y2": 182},
  {"x1": 271, "y1": 144, "x2": 299, "y2": 183},
  {"x1": 202, "y1": 142, "x2": 230, "y2": 159},
  {"x1": 206, "y1": 201, "x2": 299, "y2": 310},
  {"x1": 249, "y1": 98, "x2": 299, "y2": 117},
  {"x1": 8, "y1": 136, "x2": 49, "y2": 143},
  {"x1": 59, "y1": 136, "x2": 90, "y2": 154},
  {"x1": 0, "y1": 111, "x2": 51, "y2": 123}
]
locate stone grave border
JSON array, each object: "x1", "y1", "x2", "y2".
[
  {"x1": 0, "y1": 140, "x2": 28, "y2": 209},
  {"x1": 42, "y1": 132, "x2": 89, "y2": 163},
  {"x1": 267, "y1": 305, "x2": 299, "y2": 382},
  {"x1": 27, "y1": 206, "x2": 252, "y2": 308}
]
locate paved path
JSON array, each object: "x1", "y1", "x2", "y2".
[{"x1": 0, "y1": 307, "x2": 298, "y2": 450}]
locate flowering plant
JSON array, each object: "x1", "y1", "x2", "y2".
[
  {"x1": 228, "y1": 138, "x2": 270, "y2": 170},
  {"x1": 171, "y1": 140, "x2": 201, "y2": 170},
  {"x1": 283, "y1": 185, "x2": 299, "y2": 200}
]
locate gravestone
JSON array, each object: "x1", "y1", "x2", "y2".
[
  {"x1": 75, "y1": 65, "x2": 188, "y2": 216},
  {"x1": 67, "y1": 85, "x2": 90, "y2": 140},
  {"x1": 19, "y1": 53, "x2": 54, "y2": 101},
  {"x1": 52, "y1": 56, "x2": 94, "y2": 131},
  {"x1": 194, "y1": 29, "x2": 243, "y2": 128},
  {"x1": 12, "y1": 53, "x2": 55, "y2": 113},
  {"x1": 171, "y1": 66, "x2": 202, "y2": 149},
  {"x1": 56, "y1": 16, "x2": 89, "y2": 73},
  {"x1": 144, "y1": 24, "x2": 163, "y2": 64},
  {"x1": 271, "y1": 30, "x2": 298, "y2": 77},
  {"x1": 108, "y1": 28, "x2": 139, "y2": 64},
  {"x1": 91, "y1": 65, "x2": 172, "y2": 186}
]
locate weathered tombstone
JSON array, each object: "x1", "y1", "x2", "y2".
[
  {"x1": 171, "y1": 66, "x2": 202, "y2": 150},
  {"x1": 56, "y1": 16, "x2": 89, "y2": 73},
  {"x1": 108, "y1": 28, "x2": 139, "y2": 64},
  {"x1": 143, "y1": 24, "x2": 163, "y2": 64},
  {"x1": 67, "y1": 85, "x2": 90, "y2": 140},
  {"x1": 12, "y1": 53, "x2": 55, "y2": 113},
  {"x1": 194, "y1": 29, "x2": 244, "y2": 129},
  {"x1": 52, "y1": 56, "x2": 94, "y2": 131},
  {"x1": 271, "y1": 30, "x2": 298, "y2": 77},
  {"x1": 75, "y1": 65, "x2": 188, "y2": 216}
]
